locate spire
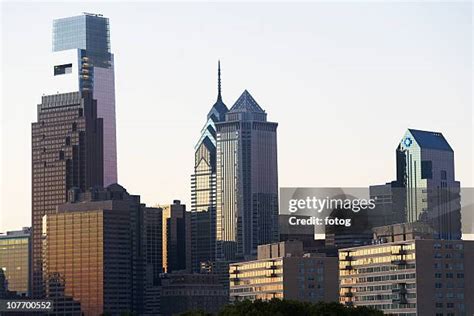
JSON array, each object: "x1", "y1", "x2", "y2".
[{"x1": 217, "y1": 60, "x2": 222, "y2": 102}]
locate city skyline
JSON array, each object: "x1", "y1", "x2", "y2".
[{"x1": 1, "y1": 2, "x2": 472, "y2": 232}]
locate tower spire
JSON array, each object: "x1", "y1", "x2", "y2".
[{"x1": 217, "y1": 60, "x2": 222, "y2": 102}]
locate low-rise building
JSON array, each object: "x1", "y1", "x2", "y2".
[
  {"x1": 159, "y1": 273, "x2": 228, "y2": 316},
  {"x1": 229, "y1": 240, "x2": 338, "y2": 303},
  {"x1": 339, "y1": 239, "x2": 473, "y2": 316}
]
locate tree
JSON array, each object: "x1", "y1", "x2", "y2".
[{"x1": 215, "y1": 299, "x2": 384, "y2": 316}]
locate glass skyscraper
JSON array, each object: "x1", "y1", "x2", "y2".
[
  {"x1": 215, "y1": 90, "x2": 279, "y2": 260},
  {"x1": 397, "y1": 129, "x2": 461, "y2": 240},
  {"x1": 50, "y1": 13, "x2": 117, "y2": 186},
  {"x1": 190, "y1": 62, "x2": 228, "y2": 271}
]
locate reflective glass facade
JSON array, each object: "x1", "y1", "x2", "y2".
[
  {"x1": 0, "y1": 228, "x2": 31, "y2": 296},
  {"x1": 216, "y1": 90, "x2": 279, "y2": 260},
  {"x1": 190, "y1": 63, "x2": 228, "y2": 271},
  {"x1": 31, "y1": 92, "x2": 103, "y2": 297},
  {"x1": 53, "y1": 14, "x2": 110, "y2": 54}
]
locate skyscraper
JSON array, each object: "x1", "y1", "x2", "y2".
[
  {"x1": 398, "y1": 129, "x2": 461, "y2": 240},
  {"x1": 216, "y1": 90, "x2": 279, "y2": 260},
  {"x1": 371, "y1": 129, "x2": 461, "y2": 240},
  {"x1": 50, "y1": 13, "x2": 117, "y2": 186},
  {"x1": 31, "y1": 91, "x2": 103, "y2": 297},
  {"x1": 161, "y1": 201, "x2": 191, "y2": 273},
  {"x1": 190, "y1": 62, "x2": 228, "y2": 271}
]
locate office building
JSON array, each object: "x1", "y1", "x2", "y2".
[
  {"x1": 216, "y1": 90, "x2": 279, "y2": 260},
  {"x1": 31, "y1": 91, "x2": 103, "y2": 297},
  {"x1": 0, "y1": 228, "x2": 31, "y2": 296},
  {"x1": 160, "y1": 200, "x2": 191, "y2": 273},
  {"x1": 50, "y1": 13, "x2": 117, "y2": 186},
  {"x1": 159, "y1": 272, "x2": 228, "y2": 316},
  {"x1": 190, "y1": 62, "x2": 228, "y2": 271},
  {"x1": 339, "y1": 239, "x2": 473, "y2": 315},
  {"x1": 42, "y1": 184, "x2": 156, "y2": 315},
  {"x1": 372, "y1": 129, "x2": 461, "y2": 240},
  {"x1": 229, "y1": 241, "x2": 338, "y2": 303}
]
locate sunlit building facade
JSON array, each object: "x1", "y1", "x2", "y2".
[
  {"x1": 229, "y1": 241, "x2": 338, "y2": 302},
  {"x1": 216, "y1": 90, "x2": 279, "y2": 260},
  {"x1": 339, "y1": 239, "x2": 473, "y2": 316},
  {"x1": 50, "y1": 13, "x2": 117, "y2": 186},
  {"x1": 31, "y1": 91, "x2": 103, "y2": 297},
  {"x1": 0, "y1": 228, "x2": 31, "y2": 296},
  {"x1": 190, "y1": 62, "x2": 228, "y2": 271}
]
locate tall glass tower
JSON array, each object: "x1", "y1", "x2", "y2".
[
  {"x1": 215, "y1": 90, "x2": 279, "y2": 260},
  {"x1": 50, "y1": 13, "x2": 117, "y2": 186},
  {"x1": 398, "y1": 129, "x2": 461, "y2": 239},
  {"x1": 190, "y1": 62, "x2": 228, "y2": 271}
]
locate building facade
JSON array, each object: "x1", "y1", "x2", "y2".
[
  {"x1": 190, "y1": 62, "x2": 228, "y2": 271},
  {"x1": 398, "y1": 129, "x2": 461, "y2": 240},
  {"x1": 159, "y1": 273, "x2": 228, "y2": 316},
  {"x1": 216, "y1": 90, "x2": 279, "y2": 260},
  {"x1": 42, "y1": 184, "x2": 157, "y2": 315},
  {"x1": 31, "y1": 91, "x2": 103, "y2": 297},
  {"x1": 160, "y1": 200, "x2": 191, "y2": 273},
  {"x1": 339, "y1": 239, "x2": 473, "y2": 316},
  {"x1": 50, "y1": 13, "x2": 117, "y2": 186},
  {"x1": 0, "y1": 228, "x2": 31, "y2": 296},
  {"x1": 229, "y1": 241, "x2": 338, "y2": 303}
]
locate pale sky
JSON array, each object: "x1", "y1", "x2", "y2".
[{"x1": 0, "y1": 1, "x2": 472, "y2": 232}]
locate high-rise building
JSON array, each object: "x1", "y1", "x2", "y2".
[
  {"x1": 216, "y1": 90, "x2": 279, "y2": 260},
  {"x1": 229, "y1": 241, "x2": 338, "y2": 302},
  {"x1": 339, "y1": 239, "x2": 473, "y2": 315},
  {"x1": 50, "y1": 13, "x2": 117, "y2": 186},
  {"x1": 160, "y1": 200, "x2": 191, "y2": 273},
  {"x1": 373, "y1": 129, "x2": 461, "y2": 240},
  {"x1": 0, "y1": 228, "x2": 31, "y2": 296},
  {"x1": 190, "y1": 62, "x2": 228, "y2": 271},
  {"x1": 43, "y1": 184, "x2": 158, "y2": 315},
  {"x1": 31, "y1": 91, "x2": 103, "y2": 297},
  {"x1": 398, "y1": 129, "x2": 461, "y2": 240}
]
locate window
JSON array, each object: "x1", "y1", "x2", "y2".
[
  {"x1": 446, "y1": 302, "x2": 454, "y2": 308},
  {"x1": 421, "y1": 161, "x2": 433, "y2": 179},
  {"x1": 446, "y1": 273, "x2": 453, "y2": 278},
  {"x1": 441, "y1": 170, "x2": 447, "y2": 180},
  {"x1": 435, "y1": 302, "x2": 443, "y2": 308},
  {"x1": 435, "y1": 283, "x2": 442, "y2": 289},
  {"x1": 435, "y1": 273, "x2": 442, "y2": 278},
  {"x1": 54, "y1": 63, "x2": 73, "y2": 76}
]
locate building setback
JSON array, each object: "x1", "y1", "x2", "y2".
[
  {"x1": 190, "y1": 61, "x2": 228, "y2": 272},
  {"x1": 31, "y1": 91, "x2": 103, "y2": 297},
  {"x1": 51, "y1": 13, "x2": 118, "y2": 186},
  {"x1": 216, "y1": 90, "x2": 279, "y2": 260},
  {"x1": 229, "y1": 241, "x2": 338, "y2": 303},
  {"x1": 339, "y1": 239, "x2": 473, "y2": 315},
  {"x1": 0, "y1": 228, "x2": 31, "y2": 296}
]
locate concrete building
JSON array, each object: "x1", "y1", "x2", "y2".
[
  {"x1": 0, "y1": 228, "x2": 31, "y2": 296},
  {"x1": 50, "y1": 13, "x2": 118, "y2": 186},
  {"x1": 31, "y1": 91, "x2": 103, "y2": 297},
  {"x1": 159, "y1": 273, "x2": 228, "y2": 316},
  {"x1": 339, "y1": 239, "x2": 473, "y2": 316},
  {"x1": 229, "y1": 241, "x2": 338, "y2": 303},
  {"x1": 216, "y1": 90, "x2": 279, "y2": 260}
]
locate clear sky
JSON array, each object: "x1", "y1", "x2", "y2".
[{"x1": 0, "y1": 1, "x2": 472, "y2": 232}]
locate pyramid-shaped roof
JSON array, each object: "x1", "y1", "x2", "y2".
[{"x1": 228, "y1": 90, "x2": 265, "y2": 114}]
